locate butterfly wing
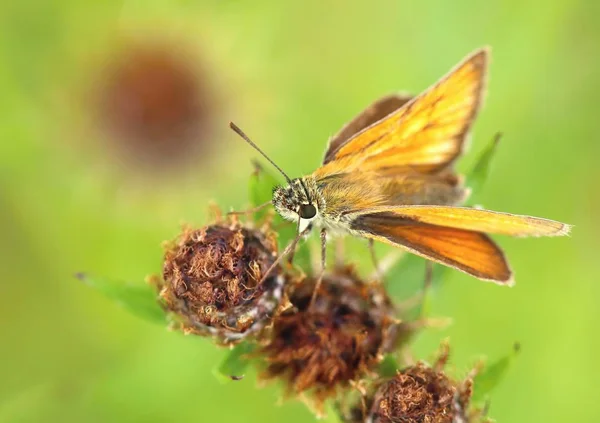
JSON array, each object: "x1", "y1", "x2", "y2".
[
  {"x1": 317, "y1": 171, "x2": 468, "y2": 215},
  {"x1": 309, "y1": 47, "x2": 569, "y2": 284},
  {"x1": 314, "y1": 48, "x2": 487, "y2": 179},
  {"x1": 349, "y1": 207, "x2": 571, "y2": 283},
  {"x1": 350, "y1": 211, "x2": 512, "y2": 283},
  {"x1": 324, "y1": 94, "x2": 413, "y2": 164},
  {"x1": 349, "y1": 206, "x2": 571, "y2": 237}
]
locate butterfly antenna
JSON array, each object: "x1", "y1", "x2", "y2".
[{"x1": 229, "y1": 122, "x2": 293, "y2": 185}]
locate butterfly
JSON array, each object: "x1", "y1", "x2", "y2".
[{"x1": 230, "y1": 47, "x2": 570, "y2": 290}]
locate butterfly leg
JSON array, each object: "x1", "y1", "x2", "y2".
[
  {"x1": 396, "y1": 261, "x2": 433, "y2": 312},
  {"x1": 309, "y1": 228, "x2": 328, "y2": 307},
  {"x1": 368, "y1": 238, "x2": 383, "y2": 281},
  {"x1": 287, "y1": 242, "x2": 297, "y2": 266},
  {"x1": 287, "y1": 218, "x2": 304, "y2": 265},
  {"x1": 367, "y1": 248, "x2": 402, "y2": 282},
  {"x1": 258, "y1": 226, "x2": 310, "y2": 286}
]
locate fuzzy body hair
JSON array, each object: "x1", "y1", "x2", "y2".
[{"x1": 272, "y1": 173, "x2": 466, "y2": 236}]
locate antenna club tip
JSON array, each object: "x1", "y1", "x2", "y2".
[{"x1": 229, "y1": 121, "x2": 243, "y2": 135}]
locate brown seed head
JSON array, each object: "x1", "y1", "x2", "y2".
[
  {"x1": 338, "y1": 342, "x2": 480, "y2": 423},
  {"x1": 159, "y1": 219, "x2": 283, "y2": 344},
  {"x1": 261, "y1": 265, "x2": 396, "y2": 411},
  {"x1": 370, "y1": 362, "x2": 457, "y2": 423},
  {"x1": 343, "y1": 344, "x2": 476, "y2": 423}
]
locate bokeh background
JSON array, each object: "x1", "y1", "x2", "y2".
[{"x1": 1, "y1": 1, "x2": 599, "y2": 422}]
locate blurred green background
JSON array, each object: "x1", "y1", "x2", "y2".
[{"x1": 1, "y1": 0, "x2": 598, "y2": 422}]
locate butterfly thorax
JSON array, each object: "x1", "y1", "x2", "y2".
[{"x1": 272, "y1": 177, "x2": 326, "y2": 232}]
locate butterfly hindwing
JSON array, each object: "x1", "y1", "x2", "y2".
[{"x1": 350, "y1": 210, "x2": 512, "y2": 283}]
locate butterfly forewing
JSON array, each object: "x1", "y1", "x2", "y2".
[
  {"x1": 348, "y1": 206, "x2": 571, "y2": 237},
  {"x1": 314, "y1": 48, "x2": 487, "y2": 180},
  {"x1": 324, "y1": 94, "x2": 413, "y2": 164}
]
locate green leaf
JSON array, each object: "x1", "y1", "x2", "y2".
[
  {"x1": 472, "y1": 342, "x2": 520, "y2": 403},
  {"x1": 386, "y1": 255, "x2": 447, "y2": 316},
  {"x1": 385, "y1": 255, "x2": 426, "y2": 300},
  {"x1": 248, "y1": 161, "x2": 311, "y2": 270},
  {"x1": 76, "y1": 273, "x2": 167, "y2": 325},
  {"x1": 213, "y1": 341, "x2": 256, "y2": 384},
  {"x1": 378, "y1": 354, "x2": 399, "y2": 378},
  {"x1": 466, "y1": 132, "x2": 502, "y2": 206}
]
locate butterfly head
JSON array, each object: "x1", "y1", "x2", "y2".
[
  {"x1": 273, "y1": 178, "x2": 321, "y2": 232},
  {"x1": 226, "y1": 123, "x2": 322, "y2": 233}
]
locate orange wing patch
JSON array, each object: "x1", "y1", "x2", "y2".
[
  {"x1": 314, "y1": 48, "x2": 487, "y2": 179},
  {"x1": 350, "y1": 206, "x2": 571, "y2": 237},
  {"x1": 351, "y1": 211, "x2": 512, "y2": 284}
]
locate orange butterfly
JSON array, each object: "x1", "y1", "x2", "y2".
[{"x1": 230, "y1": 47, "x2": 570, "y2": 288}]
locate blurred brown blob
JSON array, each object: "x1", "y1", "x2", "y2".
[{"x1": 97, "y1": 42, "x2": 215, "y2": 167}]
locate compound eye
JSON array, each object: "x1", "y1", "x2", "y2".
[{"x1": 299, "y1": 203, "x2": 317, "y2": 219}]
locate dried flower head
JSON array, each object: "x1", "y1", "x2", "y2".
[
  {"x1": 157, "y1": 216, "x2": 284, "y2": 344},
  {"x1": 371, "y1": 363, "x2": 456, "y2": 422},
  {"x1": 344, "y1": 343, "x2": 477, "y2": 423},
  {"x1": 260, "y1": 265, "x2": 397, "y2": 411}
]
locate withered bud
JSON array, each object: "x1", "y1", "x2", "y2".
[
  {"x1": 349, "y1": 344, "x2": 476, "y2": 423},
  {"x1": 370, "y1": 363, "x2": 457, "y2": 423},
  {"x1": 158, "y1": 218, "x2": 283, "y2": 344},
  {"x1": 261, "y1": 265, "x2": 397, "y2": 411}
]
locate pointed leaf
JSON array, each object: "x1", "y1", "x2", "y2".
[
  {"x1": 386, "y1": 255, "x2": 447, "y2": 311},
  {"x1": 385, "y1": 255, "x2": 426, "y2": 300},
  {"x1": 472, "y1": 342, "x2": 520, "y2": 403},
  {"x1": 213, "y1": 341, "x2": 256, "y2": 384},
  {"x1": 378, "y1": 354, "x2": 399, "y2": 378},
  {"x1": 249, "y1": 160, "x2": 282, "y2": 219},
  {"x1": 466, "y1": 132, "x2": 502, "y2": 206},
  {"x1": 76, "y1": 273, "x2": 166, "y2": 324}
]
